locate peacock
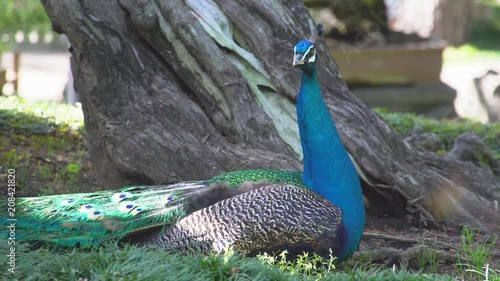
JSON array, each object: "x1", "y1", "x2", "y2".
[{"x1": 0, "y1": 25, "x2": 365, "y2": 261}]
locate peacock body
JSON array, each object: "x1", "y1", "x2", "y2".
[
  {"x1": 293, "y1": 31, "x2": 366, "y2": 260},
  {"x1": 0, "y1": 25, "x2": 365, "y2": 261}
]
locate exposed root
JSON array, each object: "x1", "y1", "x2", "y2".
[
  {"x1": 358, "y1": 245, "x2": 458, "y2": 268},
  {"x1": 363, "y1": 232, "x2": 460, "y2": 251},
  {"x1": 358, "y1": 231, "x2": 500, "y2": 270}
]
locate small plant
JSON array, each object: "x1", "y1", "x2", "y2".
[
  {"x1": 258, "y1": 249, "x2": 336, "y2": 280},
  {"x1": 3, "y1": 148, "x2": 19, "y2": 167},
  {"x1": 417, "y1": 247, "x2": 439, "y2": 273},
  {"x1": 426, "y1": 249, "x2": 439, "y2": 273},
  {"x1": 466, "y1": 264, "x2": 500, "y2": 281},
  {"x1": 457, "y1": 226, "x2": 498, "y2": 280},
  {"x1": 65, "y1": 163, "x2": 82, "y2": 183}
]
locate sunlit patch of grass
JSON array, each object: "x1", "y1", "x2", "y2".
[
  {"x1": 0, "y1": 96, "x2": 91, "y2": 196},
  {"x1": 443, "y1": 44, "x2": 500, "y2": 64},
  {"x1": 0, "y1": 96, "x2": 84, "y2": 132}
]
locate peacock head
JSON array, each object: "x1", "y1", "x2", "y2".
[
  {"x1": 293, "y1": 40, "x2": 317, "y2": 73},
  {"x1": 293, "y1": 24, "x2": 323, "y2": 73}
]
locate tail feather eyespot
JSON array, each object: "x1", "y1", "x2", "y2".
[
  {"x1": 161, "y1": 194, "x2": 175, "y2": 204},
  {"x1": 119, "y1": 202, "x2": 138, "y2": 213},
  {"x1": 130, "y1": 207, "x2": 144, "y2": 216},
  {"x1": 103, "y1": 219, "x2": 121, "y2": 230},
  {"x1": 58, "y1": 198, "x2": 79, "y2": 207},
  {"x1": 79, "y1": 204, "x2": 96, "y2": 214},
  {"x1": 87, "y1": 210, "x2": 104, "y2": 220},
  {"x1": 112, "y1": 192, "x2": 133, "y2": 203}
]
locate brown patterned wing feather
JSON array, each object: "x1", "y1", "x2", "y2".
[{"x1": 149, "y1": 184, "x2": 343, "y2": 255}]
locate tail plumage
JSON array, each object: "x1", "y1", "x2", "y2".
[
  {"x1": 0, "y1": 170, "x2": 303, "y2": 248},
  {"x1": 1, "y1": 181, "x2": 209, "y2": 248}
]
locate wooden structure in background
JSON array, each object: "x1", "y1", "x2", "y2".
[
  {"x1": 330, "y1": 39, "x2": 446, "y2": 85},
  {"x1": 329, "y1": 37, "x2": 456, "y2": 117}
]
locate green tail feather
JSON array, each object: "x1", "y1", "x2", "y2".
[{"x1": 0, "y1": 169, "x2": 303, "y2": 248}]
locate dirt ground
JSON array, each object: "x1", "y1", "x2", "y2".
[{"x1": 361, "y1": 213, "x2": 500, "y2": 273}]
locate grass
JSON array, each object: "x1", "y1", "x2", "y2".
[
  {"x1": 0, "y1": 96, "x2": 95, "y2": 197},
  {"x1": 1, "y1": 227, "x2": 496, "y2": 280},
  {"x1": 444, "y1": 44, "x2": 500, "y2": 64},
  {"x1": 0, "y1": 243, "x2": 458, "y2": 281},
  {"x1": 457, "y1": 226, "x2": 499, "y2": 281},
  {"x1": 375, "y1": 108, "x2": 500, "y2": 159},
  {"x1": 0, "y1": 96, "x2": 84, "y2": 132}
]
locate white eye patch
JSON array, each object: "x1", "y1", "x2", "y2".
[
  {"x1": 299, "y1": 45, "x2": 316, "y2": 64},
  {"x1": 293, "y1": 44, "x2": 316, "y2": 65},
  {"x1": 307, "y1": 50, "x2": 316, "y2": 63}
]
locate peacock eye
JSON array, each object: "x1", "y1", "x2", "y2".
[
  {"x1": 58, "y1": 198, "x2": 79, "y2": 207},
  {"x1": 130, "y1": 207, "x2": 143, "y2": 216},
  {"x1": 112, "y1": 192, "x2": 132, "y2": 203},
  {"x1": 119, "y1": 201, "x2": 138, "y2": 213},
  {"x1": 87, "y1": 209, "x2": 104, "y2": 220},
  {"x1": 161, "y1": 193, "x2": 175, "y2": 204}
]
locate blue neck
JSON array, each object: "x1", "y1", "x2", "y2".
[{"x1": 296, "y1": 68, "x2": 365, "y2": 260}]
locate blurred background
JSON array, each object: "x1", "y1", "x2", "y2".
[
  {"x1": 1, "y1": 0, "x2": 499, "y2": 122},
  {"x1": 307, "y1": 0, "x2": 500, "y2": 123}
]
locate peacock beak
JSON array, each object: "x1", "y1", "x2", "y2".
[{"x1": 293, "y1": 54, "x2": 305, "y2": 66}]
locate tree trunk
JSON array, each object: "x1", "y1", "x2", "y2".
[
  {"x1": 40, "y1": 0, "x2": 499, "y2": 230},
  {"x1": 387, "y1": 0, "x2": 473, "y2": 45},
  {"x1": 433, "y1": 0, "x2": 473, "y2": 46}
]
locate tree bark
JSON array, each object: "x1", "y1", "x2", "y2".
[
  {"x1": 433, "y1": 0, "x2": 473, "y2": 46},
  {"x1": 40, "y1": 0, "x2": 500, "y2": 230}
]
